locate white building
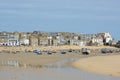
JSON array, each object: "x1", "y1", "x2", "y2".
[
  {"x1": 104, "y1": 32, "x2": 113, "y2": 44},
  {"x1": 20, "y1": 39, "x2": 29, "y2": 45},
  {"x1": 78, "y1": 41, "x2": 86, "y2": 46},
  {"x1": 8, "y1": 38, "x2": 19, "y2": 46},
  {"x1": 92, "y1": 37, "x2": 103, "y2": 46}
]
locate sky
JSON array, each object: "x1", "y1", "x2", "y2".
[{"x1": 0, "y1": 0, "x2": 120, "y2": 40}]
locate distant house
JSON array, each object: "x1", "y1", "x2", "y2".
[
  {"x1": 20, "y1": 32, "x2": 29, "y2": 39},
  {"x1": 0, "y1": 32, "x2": 9, "y2": 35},
  {"x1": 78, "y1": 41, "x2": 86, "y2": 46},
  {"x1": 70, "y1": 39, "x2": 86, "y2": 46},
  {"x1": 53, "y1": 39, "x2": 59, "y2": 46},
  {"x1": 29, "y1": 36, "x2": 38, "y2": 46},
  {"x1": 58, "y1": 37, "x2": 66, "y2": 45},
  {"x1": 20, "y1": 39, "x2": 29, "y2": 46},
  {"x1": 13, "y1": 32, "x2": 20, "y2": 39},
  {"x1": 104, "y1": 32, "x2": 113, "y2": 45},
  {"x1": 98, "y1": 32, "x2": 113, "y2": 45},
  {"x1": 8, "y1": 38, "x2": 19, "y2": 46},
  {"x1": 7, "y1": 33, "x2": 19, "y2": 46},
  {"x1": 0, "y1": 34, "x2": 20, "y2": 46},
  {"x1": 69, "y1": 35, "x2": 82, "y2": 46},
  {"x1": 0, "y1": 35, "x2": 8, "y2": 46},
  {"x1": 74, "y1": 36, "x2": 79, "y2": 40},
  {"x1": 80, "y1": 34, "x2": 96, "y2": 41},
  {"x1": 39, "y1": 39, "x2": 48, "y2": 46},
  {"x1": 91, "y1": 37, "x2": 103, "y2": 46},
  {"x1": 47, "y1": 36, "x2": 53, "y2": 46},
  {"x1": 38, "y1": 36, "x2": 48, "y2": 46},
  {"x1": 70, "y1": 39, "x2": 77, "y2": 45}
]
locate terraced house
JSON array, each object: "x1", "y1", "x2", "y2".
[
  {"x1": 0, "y1": 31, "x2": 114, "y2": 47},
  {"x1": 0, "y1": 32, "x2": 19, "y2": 46}
]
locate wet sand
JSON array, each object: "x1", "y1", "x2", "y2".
[
  {"x1": 0, "y1": 52, "x2": 79, "y2": 70},
  {"x1": 72, "y1": 55, "x2": 120, "y2": 77},
  {"x1": 0, "y1": 68, "x2": 120, "y2": 80},
  {"x1": 0, "y1": 46, "x2": 120, "y2": 80}
]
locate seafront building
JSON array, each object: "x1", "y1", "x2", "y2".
[
  {"x1": 0, "y1": 32, "x2": 19, "y2": 46},
  {"x1": 0, "y1": 31, "x2": 115, "y2": 47}
]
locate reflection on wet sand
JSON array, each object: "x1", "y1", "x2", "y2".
[
  {"x1": 0, "y1": 56, "x2": 120, "y2": 80},
  {"x1": 0, "y1": 58, "x2": 79, "y2": 69}
]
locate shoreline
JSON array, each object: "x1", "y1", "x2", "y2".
[
  {"x1": 72, "y1": 54, "x2": 120, "y2": 77},
  {"x1": 0, "y1": 46, "x2": 120, "y2": 78}
]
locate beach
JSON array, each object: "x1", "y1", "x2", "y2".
[
  {"x1": 0, "y1": 45, "x2": 116, "y2": 53},
  {"x1": 0, "y1": 46, "x2": 120, "y2": 80},
  {"x1": 72, "y1": 55, "x2": 120, "y2": 77},
  {"x1": 0, "y1": 46, "x2": 118, "y2": 69}
]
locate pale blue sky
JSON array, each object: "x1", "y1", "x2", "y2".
[{"x1": 0, "y1": 0, "x2": 120, "y2": 40}]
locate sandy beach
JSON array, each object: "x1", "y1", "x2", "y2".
[
  {"x1": 0, "y1": 46, "x2": 120, "y2": 80},
  {"x1": 0, "y1": 45, "x2": 116, "y2": 53},
  {"x1": 72, "y1": 55, "x2": 120, "y2": 77},
  {"x1": 0, "y1": 46, "x2": 119, "y2": 70}
]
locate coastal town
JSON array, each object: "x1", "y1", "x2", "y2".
[
  {"x1": 1, "y1": 0, "x2": 120, "y2": 79},
  {"x1": 0, "y1": 31, "x2": 120, "y2": 79},
  {"x1": 0, "y1": 31, "x2": 116, "y2": 47}
]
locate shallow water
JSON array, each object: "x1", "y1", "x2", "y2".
[
  {"x1": 0, "y1": 67, "x2": 120, "y2": 80},
  {"x1": 0, "y1": 57, "x2": 78, "y2": 69},
  {"x1": 0, "y1": 57, "x2": 120, "y2": 80}
]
